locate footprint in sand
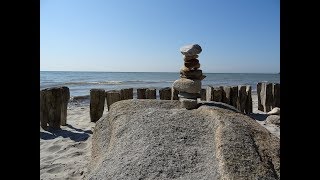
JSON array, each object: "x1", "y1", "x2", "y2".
[
  {"x1": 46, "y1": 164, "x2": 63, "y2": 174},
  {"x1": 72, "y1": 142, "x2": 87, "y2": 149},
  {"x1": 41, "y1": 155, "x2": 54, "y2": 162},
  {"x1": 67, "y1": 151, "x2": 84, "y2": 158},
  {"x1": 46, "y1": 145, "x2": 61, "y2": 153}
]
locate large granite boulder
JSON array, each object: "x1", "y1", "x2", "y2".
[{"x1": 87, "y1": 99, "x2": 280, "y2": 179}]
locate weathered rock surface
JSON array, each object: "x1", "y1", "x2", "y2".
[
  {"x1": 180, "y1": 44, "x2": 202, "y2": 56},
  {"x1": 184, "y1": 62, "x2": 200, "y2": 70},
  {"x1": 268, "y1": 107, "x2": 280, "y2": 115},
  {"x1": 183, "y1": 54, "x2": 199, "y2": 61},
  {"x1": 172, "y1": 78, "x2": 201, "y2": 93},
  {"x1": 180, "y1": 98, "x2": 198, "y2": 109},
  {"x1": 265, "y1": 115, "x2": 280, "y2": 126},
  {"x1": 87, "y1": 100, "x2": 280, "y2": 180}
]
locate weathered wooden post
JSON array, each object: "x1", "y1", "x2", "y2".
[
  {"x1": 137, "y1": 88, "x2": 147, "y2": 99},
  {"x1": 106, "y1": 90, "x2": 121, "y2": 111},
  {"x1": 222, "y1": 86, "x2": 231, "y2": 105},
  {"x1": 257, "y1": 83, "x2": 263, "y2": 111},
  {"x1": 273, "y1": 83, "x2": 280, "y2": 108},
  {"x1": 120, "y1": 88, "x2": 133, "y2": 100},
  {"x1": 172, "y1": 88, "x2": 179, "y2": 100},
  {"x1": 200, "y1": 88, "x2": 206, "y2": 101},
  {"x1": 230, "y1": 86, "x2": 238, "y2": 108},
  {"x1": 245, "y1": 85, "x2": 252, "y2": 114},
  {"x1": 258, "y1": 82, "x2": 274, "y2": 112},
  {"x1": 90, "y1": 89, "x2": 105, "y2": 122},
  {"x1": 213, "y1": 86, "x2": 223, "y2": 102},
  {"x1": 238, "y1": 85, "x2": 247, "y2": 113},
  {"x1": 206, "y1": 86, "x2": 213, "y2": 101},
  {"x1": 40, "y1": 90, "x2": 48, "y2": 129},
  {"x1": 60, "y1": 86, "x2": 70, "y2": 126},
  {"x1": 40, "y1": 87, "x2": 70, "y2": 129},
  {"x1": 146, "y1": 88, "x2": 156, "y2": 99},
  {"x1": 265, "y1": 83, "x2": 274, "y2": 112},
  {"x1": 48, "y1": 88, "x2": 63, "y2": 128},
  {"x1": 159, "y1": 87, "x2": 171, "y2": 100}
]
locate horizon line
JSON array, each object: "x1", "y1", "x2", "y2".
[{"x1": 40, "y1": 70, "x2": 280, "y2": 74}]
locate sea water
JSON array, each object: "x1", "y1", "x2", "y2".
[{"x1": 40, "y1": 71, "x2": 280, "y2": 98}]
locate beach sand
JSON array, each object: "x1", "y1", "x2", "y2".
[{"x1": 40, "y1": 94, "x2": 279, "y2": 179}]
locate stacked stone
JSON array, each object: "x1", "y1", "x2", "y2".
[{"x1": 172, "y1": 44, "x2": 206, "y2": 109}]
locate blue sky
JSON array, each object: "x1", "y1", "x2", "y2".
[{"x1": 40, "y1": 0, "x2": 279, "y2": 73}]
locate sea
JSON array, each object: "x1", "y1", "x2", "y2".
[{"x1": 40, "y1": 71, "x2": 279, "y2": 102}]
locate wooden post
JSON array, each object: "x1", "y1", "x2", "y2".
[
  {"x1": 90, "y1": 89, "x2": 105, "y2": 122},
  {"x1": 222, "y1": 86, "x2": 231, "y2": 105},
  {"x1": 106, "y1": 90, "x2": 121, "y2": 111},
  {"x1": 238, "y1": 85, "x2": 247, "y2": 113},
  {"x1": 146, "y1": 88, "x2": 156, "y2": 99},
  {"x1": 137, "y1": 88, "x2": 147, "y2": 99},
  {"x1": 213, "y1": 86, "x2": 223, "y2": 102},
  {"x1": 230, "y1": 86, "x2": 238, "y2": 108},
  {"x1": 257, "y1": 83, "x2": 263, "y2": 111},
  {"x1": 265, "y1": 83, "x2": 274, "y2": 112},
  {"x1": 159, "y1": 87, "x2": 171, "y2": 100},
  {"x1": 60, "y1": 86, "x2": 70, "y2": 126},
  {"x1": 40, "y1": 86, "x2": 70, "y2": 129},
  {"x1": 172, "y1": 88, "x2": 179, "y2": 100},
  {"x1": 273, "y1": 83, "x2": 280, "y2": 108},
  {"x1": 245, "y1": 85, "x2": 252, "y2": 114},
  {"x1": 200, "y1": 88, "x2": 206, "y2": 101},
  {"x1": 206, "y1": 86, "x2": 213, "y2": 101},
  {"x1": 40, "y1": 90, "x2": 48, "y2": 129},
  {"x1": 120, "y1": 88, "x2": 133, "y2": 100},
  {"x1": 259, "y1": 82, "x2": 273, "y2": 112}
]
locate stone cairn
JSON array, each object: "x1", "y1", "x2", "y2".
[{"x1": 172, "y1": 44, "x2": 206, "y2": 109}]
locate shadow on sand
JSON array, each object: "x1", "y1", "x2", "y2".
[
  {"x1": 40, "y1": 124, "x2": 93, "y2": 142},
  {"x1": 248, "y1": 113, "x2": 269, "y2": 121},
  {"x1": 200, "y1": 101, "x2": 269, "y2": 121}
]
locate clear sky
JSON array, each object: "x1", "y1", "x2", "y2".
[{"x1": 40, "y1": 0, "x2": 279, "y2": 73}]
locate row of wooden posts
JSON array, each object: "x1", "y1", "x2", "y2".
[{"x1": 40, "y1": 82, "x2": 280, "y2": 129}]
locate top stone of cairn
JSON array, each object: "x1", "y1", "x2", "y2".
[{"x1": 180, "y1": 44, "x2": 202, "y2": 56}]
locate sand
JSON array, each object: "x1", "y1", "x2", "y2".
[{"x1": 40, "y1": 94, "x2": 279, "y2": 179}]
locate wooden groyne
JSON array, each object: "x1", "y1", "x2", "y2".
[{"x1": 40, "y1": 82, "x2": 280, "y2": 124}]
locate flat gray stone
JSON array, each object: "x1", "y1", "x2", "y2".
[
  {"x1": 180, "y1": 98, "x2": 198, "y2": 109},
  {"x1": 184, "y1": 55, "x2": 199, "y2": 61},
  {"x1": 180, "y1": 69, "x2": 204, "y2": 80},
  {"x1": 180, "y1": 44, "x2": 202, "y2": 56},
  {"x1": 172, "y1": 78, "x2": 201, "y2": 93},
  {"x1": 178, "y1": 92, "x2": 200, "y2": 99}
]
